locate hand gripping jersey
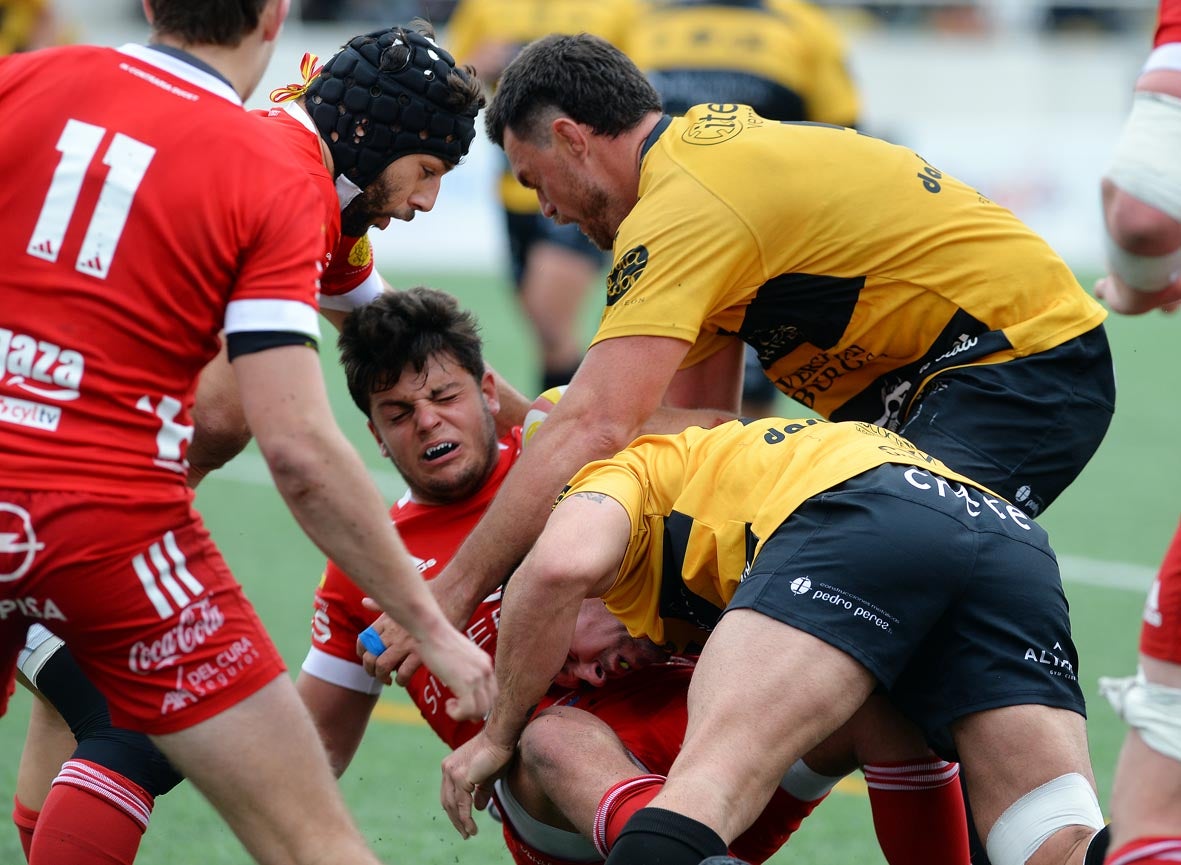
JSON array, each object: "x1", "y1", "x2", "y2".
[
  {"x1": 0, "y1": 44, "x2": 325, "y2": 500},
  {"x1": 627, "y1": 0, "x2": 859, "y2": 126},
  {"x1": 561, "y1": 418, "x2": 988, "y2": 650},
  {"x1": 255, "y1": 104, "x2": 381, "y2": 309},
  {"x1": 595, "y1": 105, "x2": 1107, "y2": 426},
  {"x1": 446, "y1": 0, "x2": 639, "y2": 215}
]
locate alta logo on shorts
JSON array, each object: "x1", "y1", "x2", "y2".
[{"x1": 606, "y1": 245, "x2": 648, "y2": 306}]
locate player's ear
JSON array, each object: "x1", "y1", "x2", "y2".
[
  {"x1": 552, "y1": 117, "x2": 588, "y2": 157},
  {"x1": 481, "y1": 370, "x2": 499, "y2": 416},
  {"x1": 367, "y1": 421, "x2": 390, "y2": 458},
  {"x1": 261, "y1": 0, "x2": 291, "y2": 41}
]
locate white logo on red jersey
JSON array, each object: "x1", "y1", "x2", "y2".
[
  {"x1": 0, "y1": 502, "x2": 47, "y2": 581},
  {"x1": 131, "y1": 530, "x2": 205, "y2": 617},
  {"x1": 129, "y1": 597, "x2": 226, "y2": 674},
  {"x1": 0, "y1": 329, "x2": 84, "y2": 401},
  {"x1": 0, "y1": 596, "x2": 66, "y2": 622}
]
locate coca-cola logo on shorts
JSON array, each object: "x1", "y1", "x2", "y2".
[{"x1": 128, "y1": 597, "x2": 227, "y2": 673}]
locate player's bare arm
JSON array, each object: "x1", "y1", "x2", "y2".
[
  {"x1": 232, "y1": 343, "x2": 495, "y2": 720},
  {"x1": 440, "y1": 491, "x2": 630, "y2": 836},
  {"x1": 660, "y1": 336, "x2": 745, "y2": 415},
  {"x1": 361, "y1": 334, "x2": 693, "y2": 683}
]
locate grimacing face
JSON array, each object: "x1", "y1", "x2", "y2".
[
  {"x1": 367, "y1": 353, "x2": 500, "y2": 505},
  {"x1": 340, "y1": 153, "x2": 452, "y2": 236},
  {"x1": 552, "y1": 599, "x2": 667, "y2": 689}
]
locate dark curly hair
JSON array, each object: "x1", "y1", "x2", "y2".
[{"x1": 339, "y1": 288, "x2": 485, "y2": 418}]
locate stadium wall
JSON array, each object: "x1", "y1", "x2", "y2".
[{"x1": 58, "y1": 10, "x2": 1152, "y2": 275}]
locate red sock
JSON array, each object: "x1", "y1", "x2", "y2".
[
  {"x1": 12, "y1": 796, "x2": 39, "y2": 862},
  {"x1": 592, "y1": 774, "x2": 665, "y2": 857},
  {"x1": 28, "y1": 760, "x2": 154, "y2": 865},
  {"x1": 730, "y1": 787, "x2": 827, "y2": 865},
  {"x1": 863, "y1": 758, "x2": 971, "y2": 865},
  {"x1": 1106, "y1": 837, "x2": 1181, "y2": 864}
]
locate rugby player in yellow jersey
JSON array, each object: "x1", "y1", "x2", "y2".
[
  {"x1": 624, "y1": 0, "x2": 861, "y2": 418},
  {"x1": 358, "y1": 32, "x2": 1116, "y2": 694},
  {"x1": 440, "y1": 418, "x2": 1109, "y2": 865},
  {"x1": 445, "y1": 0, "x2": 639, "y2": 392}
]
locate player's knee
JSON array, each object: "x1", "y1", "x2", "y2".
[
  {"x1": 516, "y1": 707, "x2": 585, "y2": 774},
  {"x1": 74, "y1": 731, "x2": 185, "y2": 797},
  {"x1": 984, "y1": 773, "x2": 1104, "y2": 865}
]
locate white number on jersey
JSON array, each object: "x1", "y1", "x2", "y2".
[
  {"x1": 136, "y1": 394, "x2": 194, "y2": 474},
  {"x1": 27, "y1": 119, "x2": 156, "y2": 279}
]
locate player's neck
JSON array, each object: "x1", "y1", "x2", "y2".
[{"x1": 149, "y1": 34, "x2": 268, "y2": 102}]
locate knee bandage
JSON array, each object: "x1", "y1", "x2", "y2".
[
  {"x1": 1104, "y1": 91, "x2": 1181, "y2": 290},
  {"x1": 17, "y1": 624, "x2": 65, "y2": 688},
  {"x1": 985, "y1": 773, "x2": 1104, "y2": 865},
  {"x1": 491, "y1": 777, "x2": 600, "y2": 863},
  {"x1": 1099, "y1": 667, "x2": 1181, "y2": 763},
  {"x1": 779, "y1": 758, "x2": 844, "y2": 801}
]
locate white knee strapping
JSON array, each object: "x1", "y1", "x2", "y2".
[
  {"x1": 779, "y1": 758, "x2": 845, "y2": 801},
  {"x1": 1099, "y1": 667, "x2": 1181, "y2": 764},
  {"x1": 491, "y1": 777, "x2": 600, "y2": 862},
  {"x1": 985, "y1": 773, "x2": 1103, "y2": 865},
  {"x1": 16, "y1": 623, "x2": 65, "y2": 688},
  {"x1": 1106, "y1": 92, "x2": 1181, "y2": 223}
]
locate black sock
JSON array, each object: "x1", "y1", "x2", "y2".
[{"x1": 603, "y1": 807, "x2": 728, "y2": 865}]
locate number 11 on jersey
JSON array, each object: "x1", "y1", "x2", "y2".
[{"x1": 27, "y1": 118, "x2": 155, "y2": 280}]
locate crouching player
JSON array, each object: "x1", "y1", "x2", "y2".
[
  {"x1": 441, "y1": 417, "x2": 1111, "y2": 865},
  {"x1": 297, "y1": 287, "x2": 972, "y2": 864}
]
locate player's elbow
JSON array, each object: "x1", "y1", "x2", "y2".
[{"x1": 254, "y1": 428, "x2": 334, "y2": 503}]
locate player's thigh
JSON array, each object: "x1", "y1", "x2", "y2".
[
  {"x1": 677, "y1": 610, "x2": 875, "y2": 805},
  {"x1": 150, "y1": 675, "x2": 364, "y2": 863},
  {"x1": 951, "y1": 704, "x2": 1094, "y2": 841}
]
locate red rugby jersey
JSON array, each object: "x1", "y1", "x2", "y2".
[
  {"x1": 1158, "y1": 0, "x2": 1181, "y2": 46},
  {"x1": 255, "y1": 105, "x2": 377, "y2": 298},
  {"x1": 0, "y1": 44, "x2": 326, "y2": 498}
]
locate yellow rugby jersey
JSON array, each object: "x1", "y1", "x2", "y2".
[
  {"x1": 626, "y1": 0, "x2": 858, "y2": 125},
  {"x1": 446, "y1": 0, "x2": 639, "y2": 213},
  {"x1": 561, "y1": 418, "x2": 986, "y2": 650},
  {"x1": 0, "y1": 0, "x2": 47, "y2": 55},
  {"x1": 592, "y1": 104, "x2": 1107, "y2": 425}
]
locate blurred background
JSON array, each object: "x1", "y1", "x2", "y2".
[
  {"x1": 30, "y1": 0, "x2": 1160, "y2": 275},
  {"x1": 0, "y1": 3, "x2": 1174, "y2": 862}
]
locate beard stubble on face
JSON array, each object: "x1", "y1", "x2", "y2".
[{"x1": 340, "y1": 173, "x2": 397, "y2": 236}]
